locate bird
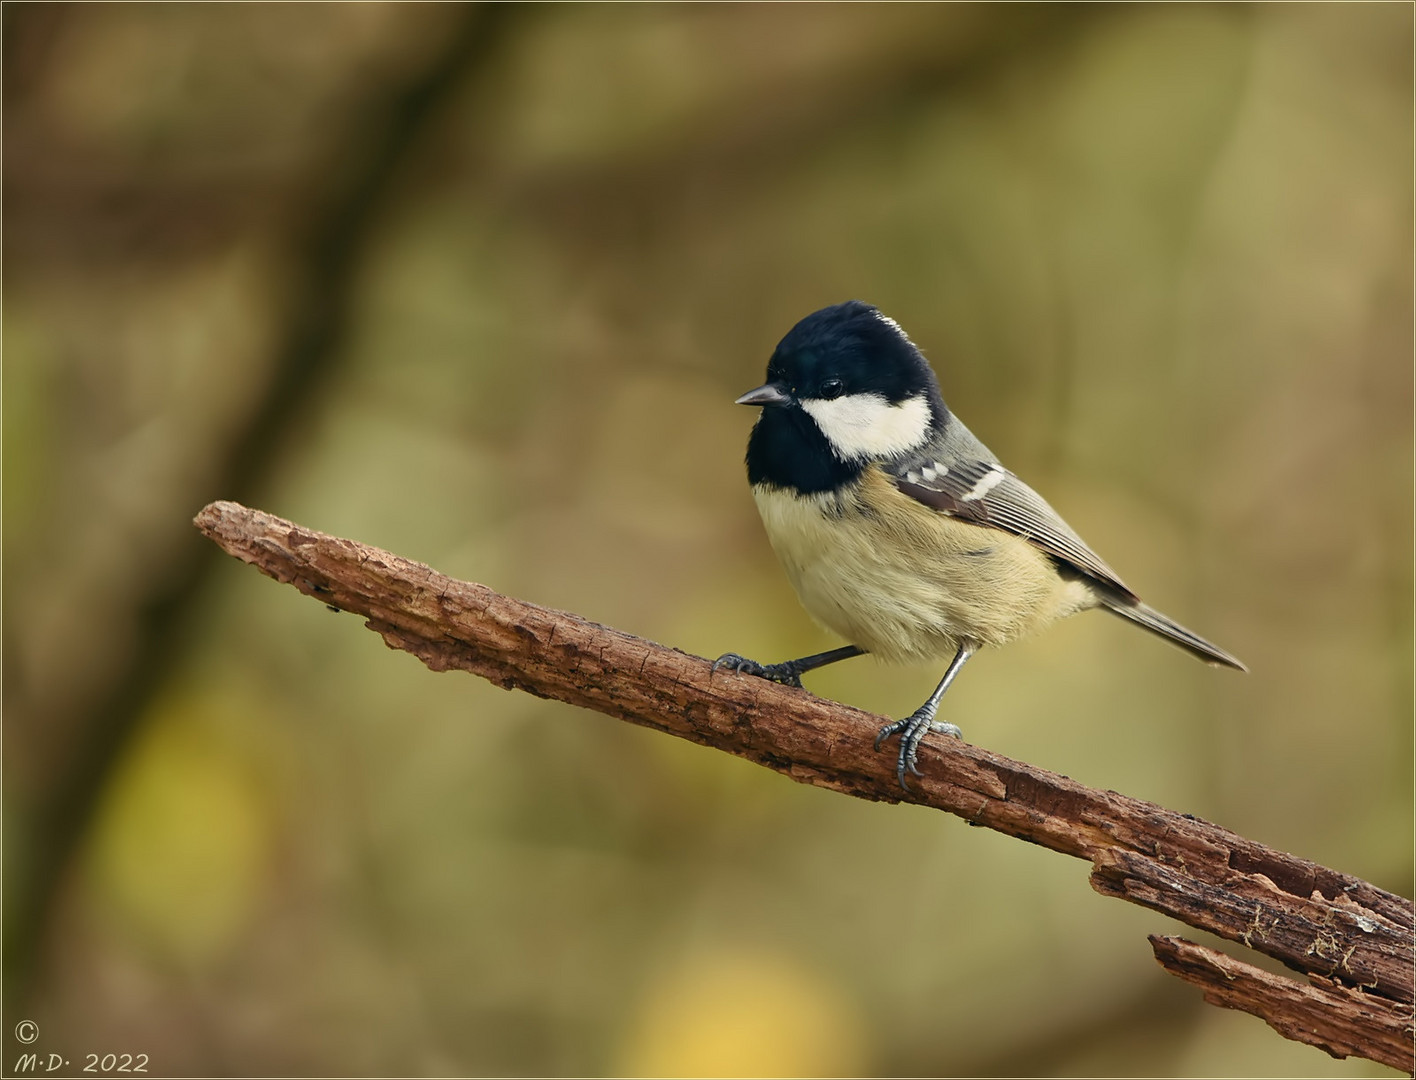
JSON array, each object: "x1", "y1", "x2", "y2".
[{"x1": 713, "y1": 300, "x2": 1246, "y2": 790}]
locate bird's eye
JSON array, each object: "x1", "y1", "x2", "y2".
[{"x1": 819, "y1": 379, "x2": 844, "y2": 400}]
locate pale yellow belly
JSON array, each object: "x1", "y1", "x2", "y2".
[{"x1": 752, "y1": 469, "x2": 1096, "y2": 663}]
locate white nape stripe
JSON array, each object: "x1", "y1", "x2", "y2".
[
  {"x1": 957, "y1": 467, "x2": 1003, "y2": 502},
  {"x1": 870, "y1": 309, "x2": 923, "y2": 351},
  {"x1": 872, "y1": 310, "x2": 907, "y2": 335},
  {"x1": 800, "y1": 392, "x2": 932, "y2": 462}
]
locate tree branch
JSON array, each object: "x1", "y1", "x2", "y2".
[
  {"x1": 1150, "y1": 936, "x2": 1413, "y2": 1073},
  {"x1": 195, "y1": 500, "x2": 1414, "y2": 1073}
]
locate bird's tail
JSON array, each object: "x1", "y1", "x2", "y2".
[{"x1": 1100, "y1": 597, "x2": 1247, "y2": 671}]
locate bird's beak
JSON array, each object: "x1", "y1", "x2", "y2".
[{"x1": 735, "y1": 382, "x2": 793, "y2": 407}]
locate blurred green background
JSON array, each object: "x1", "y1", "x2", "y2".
[{"x1": 4, "y1": 3, "x2": 1411, "y2": 1076}]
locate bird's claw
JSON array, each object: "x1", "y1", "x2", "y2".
[
  {"x1": 711, "y1": 653, "x2": 804, "y2": 688},
  {"x1": 875, "y1": 711, "x2": 963, "y2": 791}
]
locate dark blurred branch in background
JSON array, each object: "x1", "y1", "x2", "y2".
[
  {"x1": 196, "y1": 500, "x2": 1415, "y2": 1074},
  {"x1": 3, "y1": 2, "x2": 522, "y2": 1014}
]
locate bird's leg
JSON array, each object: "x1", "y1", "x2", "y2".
[
  {"x1": 874, "y1": 640, "x2": 977, "y2": 790},
  {"x1": 712, "y1": 644, "x2": 865, "y2": 688}
]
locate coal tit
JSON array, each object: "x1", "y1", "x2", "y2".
[{"x1": 715, "y1": 300, "x2": 1246, "y2": 789}]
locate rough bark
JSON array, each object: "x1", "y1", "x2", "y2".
[
  {"x1": 1150, "y1": 936, "x2": 1413, "y2": 1072},
  {"x1": 195, "y1": 500, "x2": 1415, "y2": 1074}
]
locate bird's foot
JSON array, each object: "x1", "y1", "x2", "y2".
[
  {"x1": 874, "y1": 706, "x2": 963, "y2": 791},
  {"x1": 711, "y1": 653, "x2": 805, "y2": 689}
]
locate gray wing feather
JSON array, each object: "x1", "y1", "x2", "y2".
[{"x1": 890, "y1": 453, "x2": 1136, "y2": 600}]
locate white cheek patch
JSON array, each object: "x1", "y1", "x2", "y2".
[{"x1": 800, "y1": 392, "x2": 932, "y2": 462}]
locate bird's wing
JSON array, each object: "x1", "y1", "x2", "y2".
[{"x1": 888, "y1": 455, "x2": 1136, "y2": 599}]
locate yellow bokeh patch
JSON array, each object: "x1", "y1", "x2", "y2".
[
  {"x1": 617, "y1": 946, "x2": 868, "y2": 1078},
  {"x1": 86, "y1": 690, "x2": 274, "y2": 966}
]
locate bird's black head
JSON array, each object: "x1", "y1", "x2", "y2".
[{"x1": 741, "y1": 301, "x2": 948, "y2": 493}]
